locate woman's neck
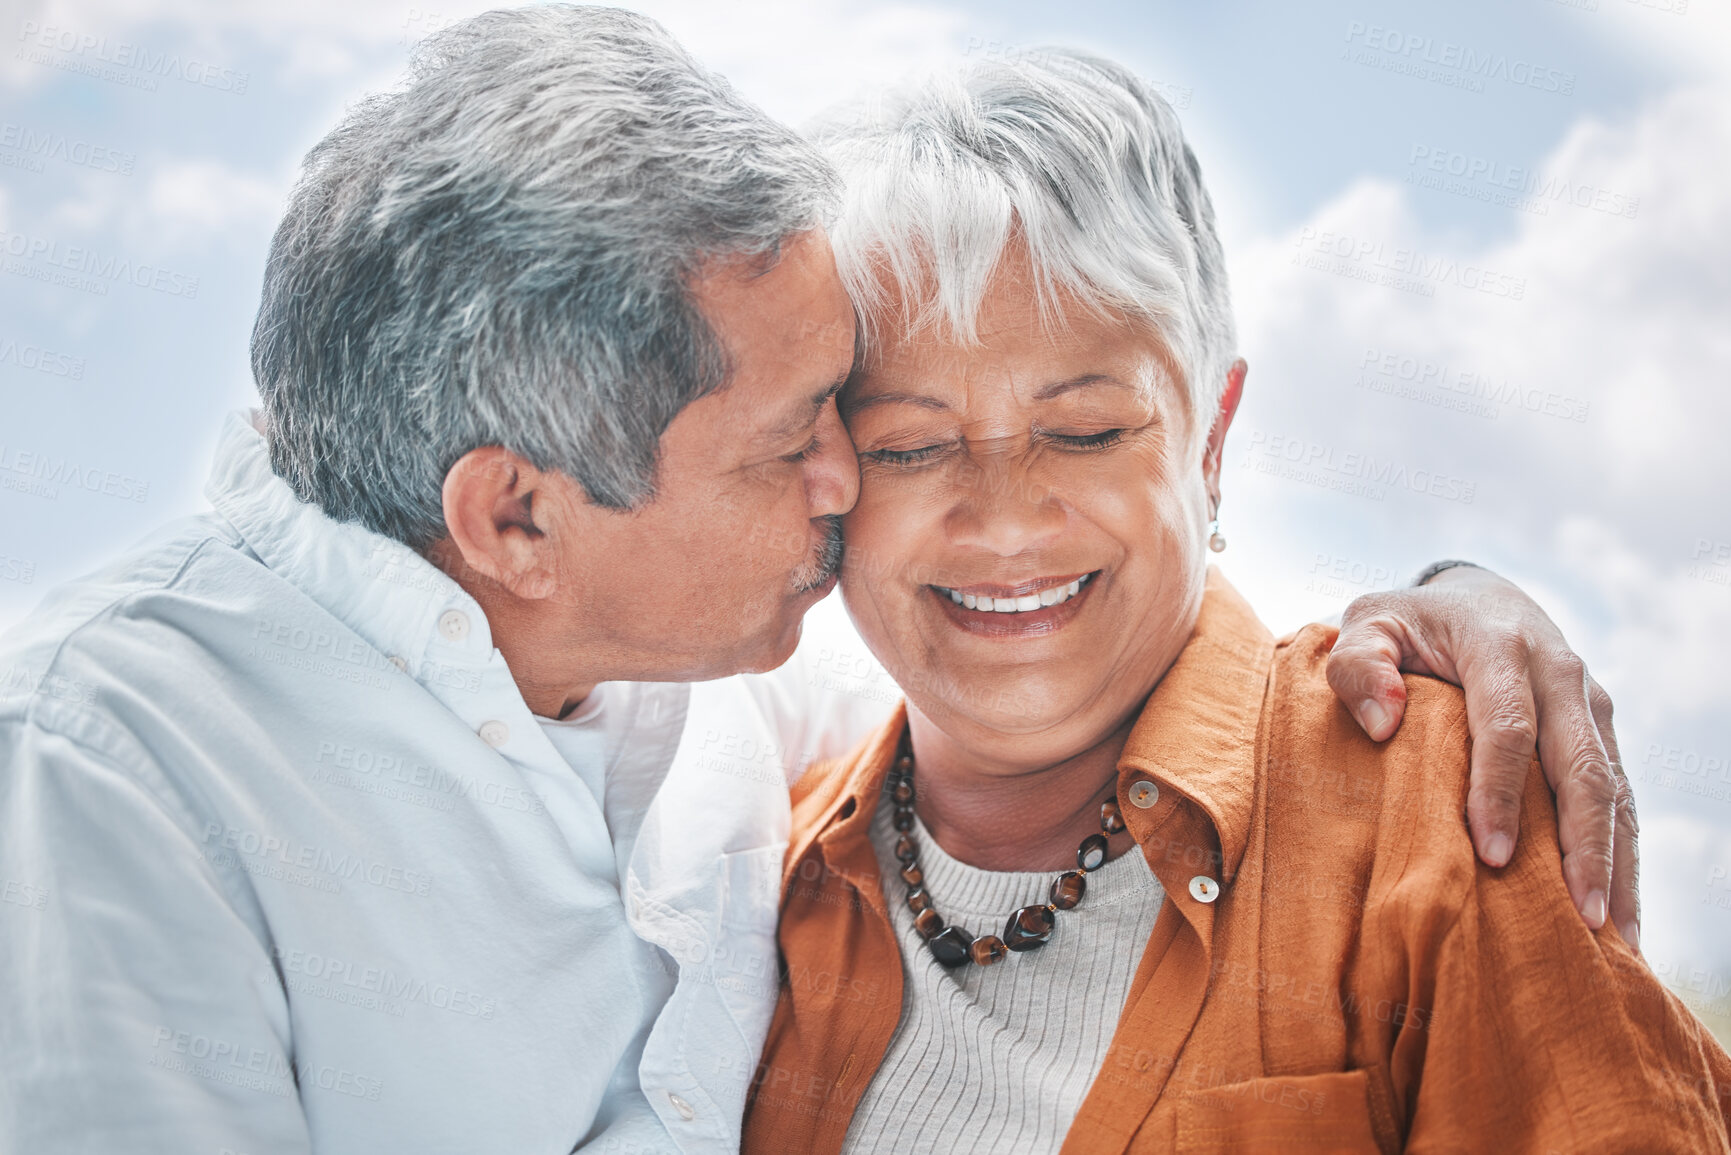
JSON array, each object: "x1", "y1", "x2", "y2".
[{"x1": 904, "y1": 705, "x2": 1141, "y2": 873}]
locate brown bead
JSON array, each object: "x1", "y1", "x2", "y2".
[
  {"x1": 914, "y1": 907, "x2": 944, "y2": 940},
  {"x1": 900, "y1": 863, "x2": 924, "y2": 887},
  {"x1": 1003, "y1": 903, "x2": 1056, "y2": 952},
  {"x1": 895, "y1": 754, "x2": 913, "y2": 776},
  {"x1": 906, "y1": 888, "x2": 931, "y2": 913},
  {"x1": 1077, "y1": 833, "x2": 1109, "y2": 872},
  {"x1": 1050, "y1": 870, "x2": 1087, "y2": 910},
  {"x1": 970, "y1": 935, "x2": 1008, "y2": 966},
  {"x1": 929, "y1": 926, "x2": 972, "y2": 967},
  {"x1": 894, "y1": 834, "x2": 917, "y2": 864},
  {"x1": 891, "y1": 780, "x2": 915, "y2": 804},
  {"x1": 1100, "y1": 798, "x2": 1126, "y2": 835},
  {"x1": 893, "y1": 807, "x2": 914, "y2": 832}
]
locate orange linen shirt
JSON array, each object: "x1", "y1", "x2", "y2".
[{"x1": 743, "y1": 571, "x2": 1731, "y2": 1154}]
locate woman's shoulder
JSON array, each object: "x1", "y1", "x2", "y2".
[
  {"x1": 1269, "y1": 621, "x2": 1476, "y2": 824},
  {"x1": 1263, "y1": 623, "x2": 1485, "y2": 916},
  {"x1": 787, "y1": 702, "x2": 907, "y2": 838}
]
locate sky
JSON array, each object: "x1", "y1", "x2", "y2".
[{"x1": 2, "y1": 0, "x2": 1729, "y2": 1033}]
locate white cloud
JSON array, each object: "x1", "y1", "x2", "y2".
[
  {"x1": 1221, "y1": 74, "x2": 1731, "y2": 983},
  {"x1": 44, "y1": 157, "x2": 285, "y2": 247},
  {"x1": 3, "y1": 0, "x2": 971, "y2": 121}
]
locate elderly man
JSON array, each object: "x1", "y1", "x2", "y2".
[{"x1": 0, "y1": 6, "x2": 1633, "y2": 1155}]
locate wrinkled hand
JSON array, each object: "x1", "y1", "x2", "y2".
[{"x1": 1325, "y1": 564, "x2": 1638, "y2": 949}]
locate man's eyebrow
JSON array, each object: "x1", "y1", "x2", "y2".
[
  {"x1": 762, "y1": 371, "x2": 849, "y2": 444},
  {"x1": 1032, "y1": 373, "x2": 1133, "y2": 401}
]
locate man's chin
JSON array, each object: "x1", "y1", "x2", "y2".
[{"x1": 738, "y1": 618, "x2": 806, "y2": 675}]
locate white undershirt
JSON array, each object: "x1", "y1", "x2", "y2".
[{"x1": 843, "y1": 794, "x2": 1166, "y2": 1154}]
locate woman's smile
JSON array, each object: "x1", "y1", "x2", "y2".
[{"x1": 925, "y1": 570, "x2": 1101, "y2": 638}]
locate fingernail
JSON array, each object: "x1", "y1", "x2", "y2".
[
  {"x1": 1582, "y1": 890, "x2": 1607, "y2": 928},
  {"x1": 1358, "y1": 699, "x2": 1392, "y2": 739},
  {"x1": 1618, "y1": 920, "x2": 1640, "y2": 952},
  {"x1": 1481, "y1": 832, "x2": 1513, "y2": 867}
]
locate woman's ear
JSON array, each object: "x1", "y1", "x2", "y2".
[{"x1": 1202, "y1": 358, "x2": 1249, "y2": 513}]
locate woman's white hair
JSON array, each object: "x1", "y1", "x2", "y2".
[{"x1": 811, "y1": 49, "x2": 1235, "y2": 416}]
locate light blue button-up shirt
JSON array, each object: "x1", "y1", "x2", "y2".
[{"x1": 0, "y1": 414, "x2": 891, "y2": 1154}]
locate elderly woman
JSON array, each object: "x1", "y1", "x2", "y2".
[{"x1": 743, "y1": 52, "x2": 1731, "y2": 1153}]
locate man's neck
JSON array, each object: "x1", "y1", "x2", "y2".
[
  {"x1": 428, "y1": 546, "x2": 597, "y2": 720},
  {"x1": 903, "y1": 706, "x2": 1141, "y2": 873}
]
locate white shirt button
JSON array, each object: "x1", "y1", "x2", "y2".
[
  {"x1": 1128, "y1": 779, "x2": 1159, "y2": 808},
  {"x1": 437, "y1": 609, "x2": 470, "y2": 641},
  {"x1": 478, "y1": 720, "x2": 510, "y2": 748},
  {"x1": 666, "y1": 1091, "x2": 695, "y2": 1121},
  {"x1": 1188, "y1": 875, "x2": 1220, "y2": 903},
  {"x1": 387, "y1": 655, "x2": 408, "y2": 672}
]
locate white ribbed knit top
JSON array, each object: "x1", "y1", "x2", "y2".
[{"x1": 841, "y1": 795, "x2": 1166, "y2": 1154}]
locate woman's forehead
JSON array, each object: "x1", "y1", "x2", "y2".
[{"x1": 845, "y1": 308, "x2": 1184, "y2": 415}]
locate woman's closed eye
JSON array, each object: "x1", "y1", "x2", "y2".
[
  {"x1": 861, "y1": 427, "x2": 1133, "y2": 468},
  {"x1": 1039, "y1": 428, "x2": 1128, "y2": 451},
  {"x1": 860, "y1": 441, "x2": 956, "y2": 468}
]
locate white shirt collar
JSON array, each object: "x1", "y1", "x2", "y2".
[{"x1": 202, "y1": 410, "x2": 494, "y2": 678}]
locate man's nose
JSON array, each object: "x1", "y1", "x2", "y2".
[{"x1": 805, "y1": 398, "x2": 859, "y2": 518}]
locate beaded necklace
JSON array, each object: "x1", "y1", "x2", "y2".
[{"x1": 889, "y1": 749, "x2": 1126, "y2": 968}]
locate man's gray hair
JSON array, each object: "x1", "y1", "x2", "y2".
[
  {"x1": 252, "y1": 4, "x2": 838, "y2": 547},
  {"x1": 811, "y1": 49, "x2": 1235, "y2": 416}
]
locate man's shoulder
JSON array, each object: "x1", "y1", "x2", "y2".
[{"x1": 0, "y1": 512, "x2": 275, "y2": 748}]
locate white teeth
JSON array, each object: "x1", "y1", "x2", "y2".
[{"x1": 937, "y1": 573, "x2": 1093, "y2": 614}]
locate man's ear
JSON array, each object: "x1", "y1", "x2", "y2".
[
  {"x1": 1202, "y1": 358, "x2": 1248, "y2": 512},
  {"x1": 439, "y1": 446, "x2": 560, "y2": 600}
]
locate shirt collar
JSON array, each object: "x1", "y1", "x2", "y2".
[
  {"x1": 203, "y1": 410, "x2": 495, "y2": 676},
  {"x1": 1116, "y1": 567, "x2": 1275, "y2": 885},
  {"x1": 806, "y1": 568, "x2": 1274, "y2": 887}
]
